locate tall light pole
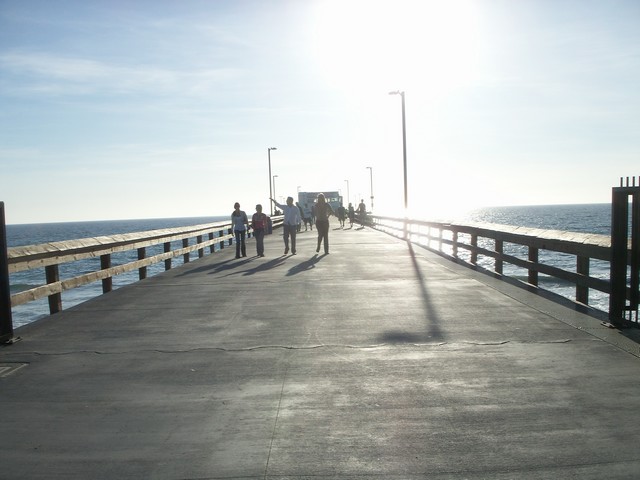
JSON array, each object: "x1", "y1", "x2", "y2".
[
  {"x1": 268, "y1": 147, "x2": 277, "y2": 215},
  {"x1": 366, "y1": 166, "x2": 374, "y2": 211},
  {"x1": 389, "y1": 91, "x2": 408, "y2": 210},
  {"x1": 272, "y1": 175, "x2": 279, "y2": 205},
  {"x1": 344, "y1": 179, "x2": 350, "y2": 206}
]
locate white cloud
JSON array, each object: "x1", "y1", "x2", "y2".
[{"x1": 0, "y1": 52, "x2": 243, "y2": 97}]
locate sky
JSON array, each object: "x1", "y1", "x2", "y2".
[{"x1": 1, "y1": 0, "x2": 639, "y2": 225}]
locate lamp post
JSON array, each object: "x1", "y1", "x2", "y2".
[
  {"x1": 272, "y1": 175, "x2": 279, "y2": 205},
  {"x1": 268, "y1": 147, "x2": 277, "y2": 215},
  {"x1": 366, "y1": 166, "x2": 374, "y2": 211},
  {"x1": 344, "y1": 179, "x2": 350, "y2": 206},
  {"x1": 389, "y1": 91, "x2": 408, "y2": 211}
]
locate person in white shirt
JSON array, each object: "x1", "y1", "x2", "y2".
[
  {"x1": 231, "y1": 202, "x2": 249, "y2": 258},
  {"x1": 270, "y1": 196, "x2": 301, "y2": 255}
]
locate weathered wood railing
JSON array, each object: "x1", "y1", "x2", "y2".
[
  {"x1": 368, "y1": 215, "x2": 630, "y2": 319},
  {"x1": 4, "y1": 217, "x2": 283, "y2": 322}
]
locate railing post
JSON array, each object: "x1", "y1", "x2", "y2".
[
  {"x1": 0, "y1": 202, "x2": 15, "y2": 343},
  {"x1": 100, "y1": 254, "x2": 112, "y2": 293},
  {"x1": 528, "y1": 247, "x2": 539, "y2": 286},
  {"x1": 228, "y1": 228, "x2": 233, "y2": 247},
  {"x1": 45, "y1": 265, "x2": 62, "y2": 314},
  {"x1": 209, "y1": 232, "x2": 215, "y2": 254},
  {"x1": 164, "y1": 242, "x2": 172, "y2": 270},
  {"x1": 219, "y1": 229, "x2": 225, "y2": 250},
  {"x1": 471, "y1": 234, "x2": 478, "y2": 265},
  {"x1": 452, "y1": 231, "x2": 458, "y2": 258},
  {"x1": 576, "y1": 256, "x2": 590, "y2": 305},
  {"x1": 495, "y1": 239, "x2": 504, "y2": 275},
  {"x1": 197, "y1": 235, "x2": 204, "y2": 258},
  {"x1": 183, "y1": 238, "x2": 190, "y2": 263},
  {"x1": 138, "y1": 247, "x2": 147, "y2": 280}
]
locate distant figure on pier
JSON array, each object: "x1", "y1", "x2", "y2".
[
  {"x1": 336, "y1": 204, "x2": 346, "y2": 228},
  {"x1": 348, "y1": 203, "x2": 355, "y2": 228},
  {"x1": 296, "y1": 202, "x2": 304, "y2": 232},
  {"x1": 251, "y1": 204, "x2": 268, "y2": 257},
  {"x1": 315, "y1": 193, "x2": 334, "y2": 254},
  {"x1": 302, "y1": 203, "x2": 313, "y2": 231},
  {"x1": 270, "y1": 196, "x2": 301, "y2": 255},
  {"x1": 357, "y1": 199, "x2": 367, "y2": 226},
  {"x1": 231, "y1": 202, "x2": 249, "y2": 259}
]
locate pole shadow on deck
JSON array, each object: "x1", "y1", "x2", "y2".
[{"x1": 379, "y1": 241, "x2": 445, "y2": 344}]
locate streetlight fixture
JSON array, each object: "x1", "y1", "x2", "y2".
[
  {"x1": 344, "y1": 179, "x2": 350, "y2": 206},
  {"x1": 272, "y1": 175, "x2": 279, "y2": 205},
  {"x1": 268, "y1": 147, "x2": 277, "y2": 215},
  {"x1": 366, "y1": 166, "x2": 374, "y2": 211},
  {"x1": 389, "y1": 91, "x2": 408, "y2": 211}
]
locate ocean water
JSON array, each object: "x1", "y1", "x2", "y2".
[
  {"x1": 459, "y1": 203, "x2": 612, "y2": 313},
  {"x1": 4, "y1": 205, "x2": 614, "y2": 328}
]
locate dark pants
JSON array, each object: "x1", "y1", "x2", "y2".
[
  {"x1": 316, "y1": 220, "x2": 329, "y2": 253},
  {"x1": 254, "y1": 228, "x2": 265, "y2": 256},
  {"x1": 283, "y1": 224, "x2": 297, "y2": 253},
  {"x1": 234, "y1": 230, "x2": 246, "y2": 257}
]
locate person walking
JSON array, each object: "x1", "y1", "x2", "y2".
[
  {"x1": 270, "y1": 196, "x2": 301, "y2": 255},
  {"x1": 348, "y1": 203, "x2": 355, "y2": 228},
  {"x1": 315, "y1": 193, "x2": 334, "y2": 254},
  {"x1": 337, "y1": 204, "x2": 346, "y2": 228},
  {"x1": 357, "y1": 199, "x2": 367, "y2": 226},
  {"x1": 302, "y1": 203, "x2": 313, "y2": 231},
  {"x1": 231, "y1": 202, "x2": 249, "y2": 258},
  {"x1": 251, "y1": 204, "x2": 268, "y2": 257}
]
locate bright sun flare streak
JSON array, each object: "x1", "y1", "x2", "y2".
[
  {"x1": 309, "y1": 0, "x2": 485, "y2": 219},
  {"x1": 310, "y1": 0, "x2": 483, "y2": 95}
]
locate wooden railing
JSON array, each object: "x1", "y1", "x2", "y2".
[
  {"x1": 368, "y1": 215, "x2": 627, "y2": 318},
  {"x1": 4, "y1": 217, "x2": 283, "y2": 321}
]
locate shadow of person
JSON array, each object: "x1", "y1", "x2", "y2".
[
  {"x1": 176, "y1": 257, "x2": 242, "y2": 277},
  {"x1": 243, "y1": 257, "x2": 287, "y2": 276},
  {"x1": 286, "y1": 254, "x2": 324, "y2": 276}
]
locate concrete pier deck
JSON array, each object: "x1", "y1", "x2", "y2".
[{"x1": 2, "y1": 221, "x2": 640, "y2": 479}]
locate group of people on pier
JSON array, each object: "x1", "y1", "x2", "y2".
[{"x1": 230, "y1": 194, "x2": 368, "y2": 258}]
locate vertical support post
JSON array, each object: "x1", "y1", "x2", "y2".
[
  {"x1": 138, "y1": 247, "x2": 147, "y2": 280},
  {"x1": 452, "y1": 231, "x2": 458, "y2": 258},
  {"x1": 471, "y1": 234, "x2": 478, "y2": 265},
  {"x1": 219, "y1": 229, "x2": 225, "y2": 250},
  {"x1": 45, "y1": 265, "x2": 62, "y2": 314},
  {"x1": 183, "y1": 238, "x2": 190, "y2": 263},
  {"x1": 209, "y1": 232, "x2": 215, "y2": 254},
  {"x1": 197, "y1": 235, "x2": 204, "y2": 258},
  {"x1": 528, "y1": 247, "x2": 539, "y2": 286},
  {"x1": 576, "y1": 255, "x2": 590, "y2": 305},
  {"x1": 630, "y1": 192, "x2": 639, "y2": 322},
  {"x1": 228, "y1": 228, "x2": 233, "y2": 247},
  {"x1": 164, "y1": 242, "x2": 172, "y2": 271},
  {"x1": 100, "y1": 254, "x2": 112, "y2": 293},
  {"x1": 0, "y1": 202, "x2": 15, "y2": 343},
  {"x1": 610, "y1": 189, "x2": 629, "y2": 324},
  {"x1": 495, "y1": 239, "x2": 504, "y2": 275}
]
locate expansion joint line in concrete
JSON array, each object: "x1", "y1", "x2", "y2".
[{"x1": 263, "y1": 349, "x2": 293, "y2": 479}]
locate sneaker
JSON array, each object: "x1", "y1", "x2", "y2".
[{"x1": 284, "y1": 247, "x2": 289, "y2": 254}]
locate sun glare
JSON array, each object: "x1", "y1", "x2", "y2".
[{"x1": 310, "y1": 0, "x2": 483, "y2": 96}]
